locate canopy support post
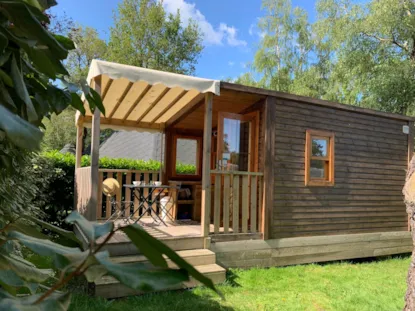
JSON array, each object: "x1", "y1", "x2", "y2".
[
  {"x1": 86, "y1": 77, "x2": 101, "y2": 221},
  {"x1": 201, "y1": 93, "x2": 213, "y2": 237}
]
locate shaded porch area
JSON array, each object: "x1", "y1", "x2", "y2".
[{"x1": 75, "y1": 60, "x2": 268, "y2": 243}]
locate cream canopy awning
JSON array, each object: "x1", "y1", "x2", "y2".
[{"x1": 77, "y1": 60, "x2": 220, "y2": 132}]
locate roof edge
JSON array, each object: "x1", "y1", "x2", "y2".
[{"x1": 220, "y1": 81, "x2": 415, "y2": 122}]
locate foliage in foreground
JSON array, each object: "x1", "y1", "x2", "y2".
[{"x1": 0, "y1": 212, "x2": 218, "y2": 309}]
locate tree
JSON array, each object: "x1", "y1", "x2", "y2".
[
  {"x1": 107, "y1": 0, "x2": 203, "y2": 75},
  {"x1": 66, "y1": 26, "x2": 107, "y2": 84},
  {"x1": 42, "y1": 107, "x2": 77, "y2": 150},
  {"x1": 314, "y1": 0, "x2": 415, "y2": 115},
  {"x1": 252, "y1": 0, "x2": 318, "y2": 95}
]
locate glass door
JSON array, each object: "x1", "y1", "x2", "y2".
[{"x1": 216, "y1": 111, "x2": 258, "y2": 172}]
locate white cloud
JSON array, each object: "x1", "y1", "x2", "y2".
[
  {"x1": 161, "y1": 0, "x2": 247, "y2": 47},
  {"x1": 228, "y1": 61, "x2": 235, "y2": 66},
  {"x1": 248, "y1": 23, "x2": 255, "y2": 36},
  {"x1": 248, "y1": 21, "x2": 266, "y2": 39}
]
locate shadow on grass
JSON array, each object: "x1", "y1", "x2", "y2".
[
  {"x1": 70, "y1": 287, "x2": 234, "y2": 311},
  {"x1": 311, "y1": 253, "x2": 411, "y2": 267},
  {"x1": 224, "y1": 269, "x2": 241, "y2": 288}
]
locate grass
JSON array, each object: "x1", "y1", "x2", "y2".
[{"x1": 69, "y1": 256, "x2": 410, "y2": 311}]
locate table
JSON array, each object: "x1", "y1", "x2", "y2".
[{"x1": 123, "y1": 184, "x2": 179, "y2": 226}]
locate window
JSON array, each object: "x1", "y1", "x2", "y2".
[
  {"x1": 305, "y1": 129, "x2": 335, "y2": 186},
  {"x1": 171, "y1": 134, "x2": 202, "y2": 179}
]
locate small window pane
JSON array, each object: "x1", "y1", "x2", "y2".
[
  {"x1": 310, "y1": 160, "x2": 327, "y2": 178},
  {"x1": 312, "y1": 138, "x2": 328, "y2": 157},
  {"x1": 176, "y1": 138, "x2": 197, "y2": 175}
]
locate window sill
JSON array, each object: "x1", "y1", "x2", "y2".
[{"x1": 305, "y1": 180, "x2": 335, "y2": 187}]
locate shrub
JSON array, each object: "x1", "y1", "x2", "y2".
[{"x1": 32, "y1": 151, "x2": 197, "y2": 228}]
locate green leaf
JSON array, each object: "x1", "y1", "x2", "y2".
[
  {"x1": 46, "y1": 85, "x2": 71, "y2": 114},
  {"x1": 0, "y1": 290, "x2": 71, "y2": 311},
  {"x1": 0, "y1": 32, "x2": 8, "y2": 53},
  {"x1": 120, "y1": 225, "x2": 168, "y2": 268},
  {"x1": 8, "y1": 231, "x2": 82, "y2": 257},
  {"x1": 53, "y1": 34, "x2": 75, "y2": 50},
  {"x1": 7, "y1": 222, "x2": 47, "y2": 240},
  {"x1": 0, "y1": 50, "x2": 11, "y2": 66},
  {"x1": 70, "y1": 92, "x2": 86, "y2": 115},
  {"x1": 0, "y1": 270, "x2": 39, "y2": 294},
  {"x1": 0, "y1": 254, "x2": 53, "y2": 283},
  {"x1": 24, "y1": 215, "x2": 80, "y2": 245},
  {"x1": 122, "y1": 224, "x2": 218, "y2": 294},
  {"x1": 2, "y1": 1, "x2": 67, "y2": 59},
  {"x1": 0, "y1": 68, "x2": 13, "y2": 87},
  {"x1": 89, "y1": 87, "x2": 105, "y2": 115},
  {"x1": 10, "y1": 53, "x2": 37, "y2": 122},
  {"x1": 0, "y1": 105, "x2": 42, "y2": 150},
  {"x1": 23, "y1": 0, "x2": 57, "y2": 11},
  {"x1": 0, "y1": 79, "x2": 16, "y2": 109},
  {"x1": 65, "y1": 212, "x2": 95, "y2": 242},
  {"x1": 83, "y1": 264, "x2": 107, "y2": 282},
  {"x1": 95, "y1": 251, "x2": 188, "y2": 291},
  {"x1": 93, "y1": 222, "x2": 114, "y2": 240}
]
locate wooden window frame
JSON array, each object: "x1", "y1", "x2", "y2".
[
  {"x1": 216, "y1": 111, "x2": 260, "y2": 172},
  {"x1": 171, "y1": 134, "x2": 202, "y2": 180},
  {"x1": 305, "y1": 129, "x2": 335, "y2": 187}
]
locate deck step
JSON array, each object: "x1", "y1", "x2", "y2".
[
  {"x1": 101, "y1": 236, "x2": 205, "y2": 256},
  {"x1": 111, "y1": 249, "x2": 216, "y2": 267},
  {"x1": 93, "y1": 249, "x2": 226, "y2": 299}
]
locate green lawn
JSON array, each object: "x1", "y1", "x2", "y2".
[{"x1": 69, "y1": 256, "x2": 410, "y2": 311}]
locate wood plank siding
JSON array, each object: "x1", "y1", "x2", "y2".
[{"x1": 272, "y1": 99, "x2": 409, "y2": 239}]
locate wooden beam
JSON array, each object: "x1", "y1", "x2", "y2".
[
  {"x1": 261, "y1": 96, "x2": 276, "y2": 240},
  {"x1": 407, "y1": 121, "x2": 414, "y2": 231},
  {"x1": 408, "y1": 121, "x2": 414, "y2": 166},
  {"x1": 220, "y1": 81, "x2": 415, "y2": 122},
  {"x1": 201, "y1": 93, "x2": 213, "y2": 237},
  {"x1": 87, "y1": 77, "x2": 102, "y2": 221},
  {"x1": 166, "y1": 96, "x2": 204, "y2": 128},
  {"x1": 75, "y1": 124, "x2": 84, "y2": 169}
]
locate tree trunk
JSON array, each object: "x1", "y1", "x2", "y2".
[{"x1": 403, "y1": 156, "x2": 415, "y2": 310}]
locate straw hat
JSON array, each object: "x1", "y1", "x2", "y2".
[{"x1": 102, "y1": 178, "x2": 120, "y2": 197}]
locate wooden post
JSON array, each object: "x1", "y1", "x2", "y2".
[
  {"x1": 408, "y1": 121, "x2": 414, "y2": 167},
  {"x1": 201, "y1": 93, "x2": 213, "y2": 237},
  {"x1": 75, "y1": 124, "x2": 84, "y2": 169},
  {"x1": 261, "y1": 96, "x2": 276, "y2": 240},
  {"x1": 408, "y1": 121, "x2": 414, "y2": 231},
  {"x1": 74, "y1": 123, "x2": 84, "y2": 210},
  {"x1": 86, "y1": 77, "x2": 101, "y2": 221}
]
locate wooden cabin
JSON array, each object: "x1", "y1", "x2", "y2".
[{"x1": 74, "y1": 60, "x2": 413, "y2": 298}]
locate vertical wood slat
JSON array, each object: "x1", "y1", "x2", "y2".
[
  {"x1": 232, "y1": 175, "x2": 240, "y2": 233},
  {"x1": 241, "y1": 175, "x2": 249, "y2": 233},
  {"x1": 105, "y1": 172, "x2": 113, "y2": 218},
  {"x1": 133, "y1": 171, "x2": 141, "y2": 218},
  {"x1": 257, "y1": 176, "x2": 263, "y2": 232},
  {"x1": 97, "y1": 171, "x2": 104, "y2": 219},
  {"x1": 250, "y1": 175, "x2": 258, "y2": 233},
  {"x1": 223, "y1": 175, "x2": 230, "y2": 233},
  {"x1": 125, "y1": 172, "x2": 132, "y2": 217},
  {"x1": 213, "y1": 174, "x2": 221, "y2": 234},
  {"x1": 116, "y1": 172, "x2": 122, "y2": 206},
  {"x1": 143, "y1": 172, "x2": 150, "y2": 216}
]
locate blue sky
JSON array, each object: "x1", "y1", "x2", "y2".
[{"x1": 51, "y1": 0, "x2": 317, "y2": 80}]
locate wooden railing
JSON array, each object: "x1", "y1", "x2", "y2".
[
  {"x1": 210, "y1": 170, "x2": 264, "y2": 235},
  {"x1": 75, "y1": 166, "x2": 92, "y2": 215},
  {"x1": 97, "y1": 169, "x2": 160, "y2": 220}
]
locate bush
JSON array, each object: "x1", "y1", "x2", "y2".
[{"x1": 32, "y1": 151, "x2": 196, "y2": 228}]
